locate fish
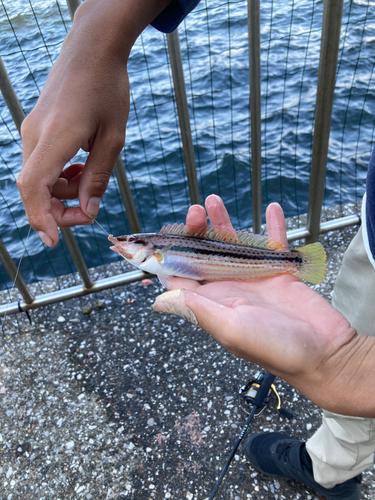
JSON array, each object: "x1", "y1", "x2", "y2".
[{"x1": 108, "y1": 223, "x2": 326, "y2": 288}]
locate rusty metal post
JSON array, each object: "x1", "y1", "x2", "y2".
[
  {"x1": 167, "y1": 29, "x2": 200, "y2": 206},
  {"x1": 306, "y1": 0, "x2": 344, "y2": 243}
]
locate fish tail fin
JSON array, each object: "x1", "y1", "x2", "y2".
[{"x1": 295, "y1": 242, "x2": 327, "y2": 284}]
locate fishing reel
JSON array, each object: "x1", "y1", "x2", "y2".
[
  {"x1": 241, "y1": 371, "x2": 294, "y2": 419},
  {"x1": 208, "y1": 370, "x2": 294, "y2": 500}
]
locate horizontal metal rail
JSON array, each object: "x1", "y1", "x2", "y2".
[
  {"x1": 0, "y1": 270, "x2": 151, "y2": 317},
  {"x1": 0, "y1": 214, "x2": 360, "y2": 317},
  {"x1": 287, "y1": 214, "x2": 360, "y2": 242}
]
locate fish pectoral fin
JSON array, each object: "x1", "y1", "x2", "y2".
[
  {"x1": 157, "y1": 274, "x2": 174, "y2": 290},
  {"x1": 155, "y1": 244, "x2": 174, "y2": 257}
]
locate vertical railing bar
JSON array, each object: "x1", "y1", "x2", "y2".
[
  {"x1": 247, "y1": 0, "x2": 262, "y2": 234},
  {"x1": 0, "y1": 238, "x2": 34, "y2": 304},
  {"x1": 65, "y1": 0, "x2": 142, "y2": 233},
  {"x1": 0, "y1": 55, "x2": 93, "y2": 289},
  {"x1": 0, "y1": 56, "x2": 25, "y2": 132},
  {"x1": 0, "y1": 55, "x2": 34, "y2": 302},
  {"x1": 166, "y1": 29, "x2": 200, "y2": 206},
  {"x1": 306, "y1": 0, "x2": 344, "y2": 243},
  {"x1": 65, "y1": 0, "x2": 80, "y2": 19},
  {"x1": 59, "y1": 228, "x2": 93, "y2": 288},
  {"x1": 247, "y1": 0, "x2": 262, "y2": 233},
  {"x1": 113, "y1": 158, "x2": 141, "y2": 233}
]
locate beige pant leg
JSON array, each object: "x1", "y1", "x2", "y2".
[
  {"x1": 306, "y1": 410, "x2": 375, "y2": 488},
  {"x1": 306, "y1": 227, "x2": 375, "y2": 488}
]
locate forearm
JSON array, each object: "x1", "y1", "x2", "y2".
[
  {"x1": 40, "y1": 0, "x2": 173, "y2": 99},
  {"x1": 293, "y1": 333, "x2": 375, "y2": 418},
  {"x1": 72, "y1": 0, "x2": 172, "y2": 61}
]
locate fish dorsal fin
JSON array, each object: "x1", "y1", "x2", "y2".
[{"x1": 159, "y1": 223, "x2": 283, "y2": 250}]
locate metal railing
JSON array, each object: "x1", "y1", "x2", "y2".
[
  {"x1": 306, "y1": 0, "x2": 344, "y2": 244},
  {"x1": 0, "y1": 0, "x2": 358, "y2": 318}
]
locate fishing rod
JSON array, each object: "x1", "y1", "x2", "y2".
[{"x1": 208, "y1": 371, "x2": 294, "y2": 500}]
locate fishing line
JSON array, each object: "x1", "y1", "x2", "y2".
[
  {"x1": 3, "y1": 221, "x2": 109, "y2": 328},
  {"x1": 94, "y1": 219, "x2": 110, "y2": 236},
  {"x1": 2, "y1": 225, "x2": 32, "y2": 325}
]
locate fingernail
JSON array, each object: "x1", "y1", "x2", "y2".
[
  {"x1": 37, "y1": 231, "x2": 53, "y2": 247},
  {"x1": 188, "y1": 205, "x2": 202, "y2": 212},
  {"x1": 86, "y1": 197, "x2": 101, "y2": 219},
  {"x1": 206, "y1": 194, "x2": 221, "y2": 205},
  {"x1": 153, "y1": 289, "x2": 198, "y2": 325}
]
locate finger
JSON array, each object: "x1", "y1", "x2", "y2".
[
  {"x1": 153, "y1": 289, "x2": 234, "y2": 338},
  {"x1": 186, "y1": 205, "x2": 207, "y2": 227},
  {"x1": 18, "y1": 135, "x2": 83, "y2": 246},
  {"x1": 79, "y1": 130, "x2": 124, "y2": 219},
  {"x1": 205, "y1": 194, "x2": 234, "y2": 229},
  {"x1": 59, "y1": 163, "x2": 85, "y2": 180},
  {"x1": 50, "y1": 197, "x2": 93, "y2": 227},
  {"x1": 266, "y1": 203, "x2": 288, "y2": 250},
  {"x1": 52, "y1": 164, "x2": 84, "y2": 200},
  {"x1": 168, "y1": 276, "x2": 202, "y2": 292},
  {"x1": 153, "y1": 289, "x2": 257, "y2": 361}
]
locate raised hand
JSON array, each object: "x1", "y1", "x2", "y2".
[
  {"x1": 153, "y1": 195, "x2": 375, "y2": 417},
  {"x1": 17, "y1": 0, "x2": 171, "y2": 247}
]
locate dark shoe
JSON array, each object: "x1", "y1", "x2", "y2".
[{"x1": 243, "y1": 432, "x2": 362, "y2": 500}]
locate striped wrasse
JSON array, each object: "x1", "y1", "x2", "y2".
[{"x1": 108, "y1": 224, "x2": 326, "y2": 288}]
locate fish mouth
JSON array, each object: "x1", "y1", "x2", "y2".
[
  {"x1": 109, "y1": 235, "x2": 134, "y2": 260},
  {"x1": 108, "y1": 235, "x2": 150, "y2": 264},
  {"x1": 109, "y1": 245, "x2": 150, "y2": 264},
  {"x1": 109, "y1": 246, "x2": 133, "y2": 260}
]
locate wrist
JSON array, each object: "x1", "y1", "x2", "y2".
[
  {"x1": 73, "y1": 0, "x2": 172, "y2": 61},
  {"x1": 296, "y1": 332, "x2": 375, "y2": 417}
]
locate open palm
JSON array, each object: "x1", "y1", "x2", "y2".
[{"x1": 154, "y1": 195, "x2": 356, "y2": 403}]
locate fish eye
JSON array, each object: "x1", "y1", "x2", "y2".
[{"x1": 128, "y1": 235, "x2": 136, "y2": 243}]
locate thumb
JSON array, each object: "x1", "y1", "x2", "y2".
[
  {"x1": 79, "y1": 132, "x2": 124, "y2": 219},
  {"x1": 153, "y1": 289, "x2": 234, "y2": 338}
]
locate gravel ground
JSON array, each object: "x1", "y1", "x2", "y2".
[{"x1": 0, "y1": 203, "x2": 374, "y2": 500}]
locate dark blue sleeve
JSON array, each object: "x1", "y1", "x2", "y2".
[
  {"x1": 151, "y1": 0, "x2": 202, "y2": 33},
  {"x1": 365, "y1": 148, "x2": 375, "y2": 260}
]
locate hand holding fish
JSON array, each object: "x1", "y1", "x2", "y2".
[
  {"x1": 123, "y1": 195, "x2": 375, "y2": 416},
  {"x1": 110, "y1": 195, "x2": 375, "y2": 417}
]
